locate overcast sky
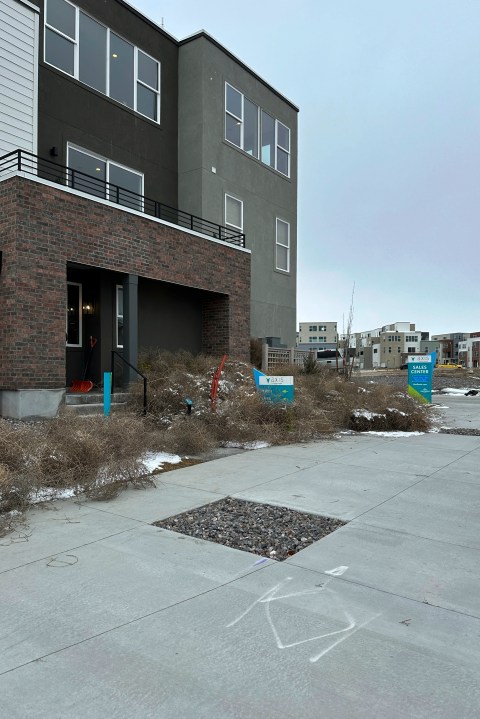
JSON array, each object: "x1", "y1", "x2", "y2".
[{"x1": 130, "y1": 0, "x2": 479, "y2": 336}]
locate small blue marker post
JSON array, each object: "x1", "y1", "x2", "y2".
[{"x1": 104, "y1": 371, "x2": 112, "y2": 417}]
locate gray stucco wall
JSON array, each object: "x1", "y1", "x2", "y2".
[{"x1": 178, "y1": 36, "x2": 298, "y2": 346}]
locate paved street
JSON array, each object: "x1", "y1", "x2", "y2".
[{"x1": 1, "y1": 396, "x2": 480, "y2": 718}]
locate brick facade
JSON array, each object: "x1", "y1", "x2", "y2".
[{"x1": 0, "y1": 176, "x2": 251, "y2": 390}]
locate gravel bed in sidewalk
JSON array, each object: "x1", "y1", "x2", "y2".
[{"x1": 153, "y1": 497, "x2": 346, "y2": 561}]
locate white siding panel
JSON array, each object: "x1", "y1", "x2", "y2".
[
  {"x1": 2, "y1": 98, "x2": 34, "y2": 127},
  {"x1": 0, "y1": 76, "x2": 33, "y2": 103},
  {"x1": 0, "y1": 0, "x2": 38, "y2": 156},
  {"x1": 0, "y1": 54, "x2": 34, "y2": 83}
]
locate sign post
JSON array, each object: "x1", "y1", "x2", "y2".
[
  {"x1": 407, "y1": 352, "x2": 436, "y2": 404},
  {"x1": 253, "y1": 369, "x2": 294, "y2": 404}
]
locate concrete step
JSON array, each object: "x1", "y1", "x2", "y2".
[
  {"x1": 65, "y1": 391, "x2": 129, "y2": 405},
  {"x1": 62, "y1": 402, "x2": 128, "y2": 416}
]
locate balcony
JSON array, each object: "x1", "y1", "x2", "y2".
[{"x1": 0, "y1": 149, "x2": 245, "y2": 248}]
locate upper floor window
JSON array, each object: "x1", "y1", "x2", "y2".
[
  {"x1": 309, "y1": 325, "x2": 317, "y2": 332},
  {"x1": 225, "y1": 83, "x2": 291, "y2": 177},
  {"x1": 276, "y1": 218, "x2": 290, "y2": 272},
  {"x1": 225, "y1": 194, "x2": 243, "y2": 232},
  {"x1": 67, "y1": 144, "x2": 144, "y2": 211},
  {"x1": 45, "y1": 0, "x2": 160, "y2": 122}
]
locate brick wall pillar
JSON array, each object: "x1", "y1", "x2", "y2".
[{"x1": 202, "y1": 295, "x2": 230, "y2": 356}]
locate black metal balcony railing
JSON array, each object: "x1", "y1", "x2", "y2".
[{"x1": 0, "y1": 149, "x2": 245, "y2": 248}]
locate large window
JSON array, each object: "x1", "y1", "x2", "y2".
[
  {"x1": 67, "y1": 144, "x2": 143, "y2": 210},
  {"x1": 276, "y1": 218, "x2": 290, "y2": 272},
  {"x1": 66, "y1": 282, "x2": 82, "y2": 346},
  {"x1": 225, "y1": 83, "x2": 291, "y2": 177},
  {"x1": 45, "y1": 0, "x2": 160, "y2": 122},
  {"x1": 225, "y1": 194, "x2": 243, "y2": 232}
]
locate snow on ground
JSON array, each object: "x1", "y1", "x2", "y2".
[
  {"x1": 361, "y1": 431, "x2": 425, "y2": 437},
  {"x1": 142, "y1": 451, "x2": 182, "y2": 473},
  {"x1": 224, "y1": 440, "x2": 271, "y2": 450},
  {"x1": 352, "y1": 409, "x2": 384, "y2": 420},
  {"x1": 30, "y1": 487, "x2": 77, "y2": 503}
]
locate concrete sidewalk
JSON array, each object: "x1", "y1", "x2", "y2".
[{"x1": 1, "y1": 400, "x2": 480, "y2": 718}]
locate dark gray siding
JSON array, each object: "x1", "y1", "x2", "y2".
[{"x1": 32, "y1": 0, "x2": 178, "y2": 206}]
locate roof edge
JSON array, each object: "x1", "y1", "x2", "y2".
[{"x1": 179, "y1": 31, "x2": 299, "y2": 112}]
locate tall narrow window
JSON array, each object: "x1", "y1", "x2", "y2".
[
  {"x1": 116, "y1": 285, "x2": 124, "y2": 348},
  {"x1": 225, "y1": 83, "x2": 242, "y2": 147},
  {"x1": 225, "y1": 194, "x2": 243, "y2": 232},
  {"x1": 244, "y1": 98, "x2": 259, "y2": 157},
  {"x1": 66, "y1": 282, "x2": 82, "y2": 346},
  {"x1": 45, "y1": 0, "x2": 76, "y2": 75},
  {"x1": 261, "y1": 111, "x2": 275, "y2": 167},
  {"x1": 109, "y1": 33, "x2": 134, "y2": 109},
  {"x1": 276, "y1": 121, "x2": 290, "y2": 177},
  {"x1": 276, "y1": 218, "x2": 290, "y2": 272},
  {"x1": 79, "y1": 13, "x2": 106, "y2": 93},
  {"x1": 137, "y1": 50, "x2": 159, "y2": 121}
]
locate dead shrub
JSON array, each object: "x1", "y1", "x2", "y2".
[
  {"x1": 0, "y1": 463, "x2": 32, "y2": 516},
  {"x1": 156, "y1": 416, "x2": 216, "y2": 456}
]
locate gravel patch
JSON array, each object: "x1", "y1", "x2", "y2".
[
  {"x1": 439, "y1": 428, "x2": 480, "y2": 436},
  {"x1": 153, "y1": 497, "x2": 346, "y2": 561}
]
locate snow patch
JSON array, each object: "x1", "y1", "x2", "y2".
[
  {"x1": 142, "y1": 452, "x2": 182, "y2": 473},
  {"x1": 361, "y1": 431, "x2": 425, "y2": 437},
  {"x1": 224, "y1": 440, "x2": 271, "y2": 450}
]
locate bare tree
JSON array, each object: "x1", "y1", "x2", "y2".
[{"x1": 340, "y1": 283, "x2": 356, "y2": 379}]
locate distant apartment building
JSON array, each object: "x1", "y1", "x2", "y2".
[
  {"x1": 354, "y1": 323, "x2": 431, "y2": 369},
  {"x1": 458, "y1": 332, "x2": 480, "y2": 368},
  {"x1": 431, "y1": 333, "x2": 467, "y2": 364},
  {"x1": 297, "y1": 322, "x2": 337, "y2": 351}
]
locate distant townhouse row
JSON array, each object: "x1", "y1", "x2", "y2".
[{"x1": 296, "y1": 322, "x2": 480, "y2": 369}]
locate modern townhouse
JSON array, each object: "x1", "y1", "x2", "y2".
[{"x1": 0, "y1": 0, "x2": 298, "y2": 418}]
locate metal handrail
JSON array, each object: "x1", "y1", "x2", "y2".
[
  {"x1": 0, "y1": 149, "x2": 246, "y2": 248},
  {"x1": 111, "y1": 350, "x2": 148, "y2": 416}
]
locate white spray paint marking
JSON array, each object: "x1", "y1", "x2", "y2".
[
  {"x1": 324, "y1": 565, "x2": 349, "y2": 576},
  {"x1": 309, "y1": 614, "x2": 380, "y2": 663},
  {"x1": 226, "y1": 569, "x2": 380, "y2": 663}
]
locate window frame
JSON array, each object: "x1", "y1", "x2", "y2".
[
  {"x1": 66, "y1": 143, "x2": 144, "y2": 210},
  {"x1": 44, "y1": 0, "x2": 160, "y2": 123},
  {"x1": 224, "y1": 82, "x2": 291, "y2": 178},
  {"x1": 224, "y1": 193, "x2": 244, "y2": 233},
  {"x1": 275, "y1": 217, "x2": 290, "y2": 273},
  {"x1": 66, "y1": 281, "x2": 82, "y2": 347},
  {"x1": 116, "y1": 284, "x2": 124, "y2": 349}
]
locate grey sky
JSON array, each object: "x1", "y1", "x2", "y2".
[{"x1": 131, "y1": 0, "x2": 479, "y2": 335}]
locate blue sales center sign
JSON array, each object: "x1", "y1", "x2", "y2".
[
  {"x1": 407, "y1": 352, "x2": 436, "y2": 403},
  {"x1": 253, "y1": 369, "x2": 294, "y2": 403}
]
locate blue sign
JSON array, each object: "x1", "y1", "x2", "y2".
[
  {"x1": 253, "y1": 369, "x2": 294, "y2": 403},
  {"x1": 407, "y1": 352, "x2": 436, "y2": 403}
]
